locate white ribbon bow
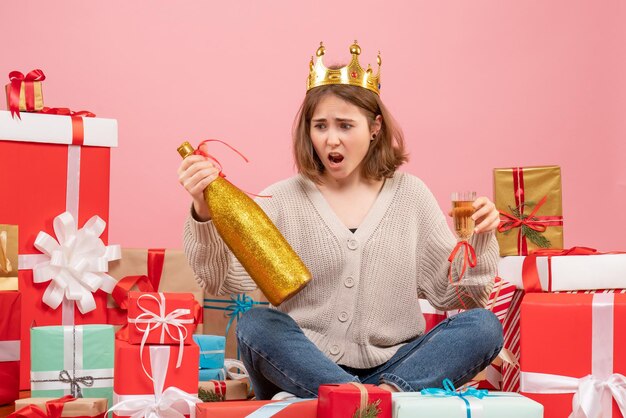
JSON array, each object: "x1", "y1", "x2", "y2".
[
  {"x1": 128, "y1": 293, "x2": 194, "y2": 374},
  {"x1": 223, "y1": 359, "x2": 249, "y2": 380},
  {"x1": 521, "y1": 372, "x2": 626, "y2": 418},
  {"x1": 31, "y1": 211, "x2": 120, "y2": 314},
  {"x1": 109, "y1": 346, "x2": 201, "y2": 418}
]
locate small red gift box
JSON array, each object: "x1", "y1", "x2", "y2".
[
  {"x1": 196, "y1": 399, "x2": 317, "y2": 418},
  {"x1": 127, "y1": 291, "x2": 199, "y2": 345},
  {"x1": 111, "y1": 339, "x2": 200, "y2": 418},
  {"x1": 0, "y1": 291, "x2": 20, "y2": 405},
  {"x1": 0, "y1": 110, "x2": 118, "y2": 389},
  {"x1": 520, "y1": 292, "x2": 626, "y2": 417},
  {"x1": 317, "y1": 383, "x2": 391, "y2": 418}
]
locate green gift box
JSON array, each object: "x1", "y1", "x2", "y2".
[
  {"x1": 392, "y1": 391, "x2": 543, "y2": 418},
  {"x1": 30, "y1": 325, "x2": 114, "y2": 409}
]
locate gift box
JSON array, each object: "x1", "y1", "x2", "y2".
[
  {"x1": 193, "y1": 334, "x2": 226, "y2": 370},
  {"x1": 5, "y1": 69, "x2": 45, "y2": 118},
  {"x1": 520, "y1": 292, "x2": 626, "y2": 417},
  {"x1": 448, "y1": 277, "x2": 517, "y2": 390},
  {"x1": 199, "y1": 368, "x2": 226, "y2": 381},
  {"x1": 204, "y1": 292, "x2": 269, "y2": 359},
  {"x1": 127, "y1": 291, "x2": 199, "y2": 346},
  {"x1": 0, "y1": 110, "x2": 118, "y2": 389},
  {"x1": 501, "y1": 290, "x2": 524, "y2": 392},
  {"x1": 498, "y1": 248, "x2": 626, "y2": 291},
  {"x1": 107, "y1": 248, "x2": 205, "y2": 332},
  {"x1": 111, "y1": 340, "x2": 200, "y2": 418},
  {"x1": 317, "y1": 383, "x2": 391, "y2": 418},
  {"x1": 0, "y1": 225, "x2": 18, "y2": 291},
  {"x1": 0, "y1": 291, "x2": 20, "y2": 405},
  {"x1": 198, "y1": 379, "x2": 249, "y2": 401},
  {"x1": 494, "y1": 166, "x2": 564, "y2": 256},
  {"x1": 13, "y1": 397, "x2": 108, "y2": 417},
  {"x1": 391, "y1": 390, "x2": 543, "y2": 417},
  {"x1": 196, "y1": 399, "x2": 317, "y2": 418},
  {"x1": 30, "y1": 325, "x2": 114, "y2": 409}
]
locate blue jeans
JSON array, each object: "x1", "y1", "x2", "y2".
[{"x1": 236, "y1": 307, "x2": 503, "y2": 400}]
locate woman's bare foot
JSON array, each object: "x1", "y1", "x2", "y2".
[{"x1": 378, "y1": 383, "x2": 399, "y2": 393}]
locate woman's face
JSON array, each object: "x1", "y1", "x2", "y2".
[{"x1": 309, "y1": 94, "x2": 380, "y2": 185}]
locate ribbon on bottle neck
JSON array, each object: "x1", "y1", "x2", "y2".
[
  {"x1": 448, "y1": 241, "x2": 477, "y2": 309},
  {"x1": 127, "y1": 292, "x2": 195, "y2": 374},
  {"x1": 7, "y1": 69, "x2": 45, "y2": 119},
  {"x1": 421, "y1": 378, "x2": 488, "y2": 418},
  {"x1": 192, "y1": 139, "x2": 271, "y2": 198}
]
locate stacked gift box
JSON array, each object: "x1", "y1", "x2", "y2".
[{"x1": 494, "y1": 165, "x2": 626, "y2": 418}]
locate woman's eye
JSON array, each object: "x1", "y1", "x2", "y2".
[
  {"x1": 314, "y1": 124, "x2": 326, "y2": 129},
  {"x1": 341, "y1": 124, "x2": 352, "y2": 129}
]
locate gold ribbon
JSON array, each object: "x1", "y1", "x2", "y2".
[{"x1": 349, "y1": 382, "x2": 368, "y2": 418}]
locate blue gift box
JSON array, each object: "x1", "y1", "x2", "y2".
[
  {"x1": 193, "y1": 334, "x2": 226, "y2": 370},
  {"x1": 199, "y1": 367, "x2": 226, "y2": 381}
]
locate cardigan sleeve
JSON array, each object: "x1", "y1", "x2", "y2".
[{"x1": 416, "y1": 186, "x2": 499, "y2": 311}]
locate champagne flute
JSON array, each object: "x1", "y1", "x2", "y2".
[{"x1": 451, "y1": 192, "x2": 477, "y2": 241}]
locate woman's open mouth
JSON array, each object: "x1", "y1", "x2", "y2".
[{"x1": 328, "y1": 152, "x2": 344, "y2": 167}]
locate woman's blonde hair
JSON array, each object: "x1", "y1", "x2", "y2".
[{"x1": 292, "y1": 84, "x2": 408, "y2": 183}]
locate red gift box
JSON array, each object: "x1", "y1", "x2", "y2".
[
  {"x1": 520, "y1": 292, "x2": 626, "y2": 417},
  {"x1": 196, "y1": 399, "x2": 317, "y2": 418},
  {"x1": 317, "y1": 383, "x2": 391, "y2": 418},
  {"x1": 0, "y1": 110, "x2": 118, "y2": 389},
  {"x1": 0, "y1": 291, "x2": 20, "y2": 405},
  {"x1": 127, "y1": 291, "x2": 199, "y2": 346},
  {"x1": 111, "y1": 339, "x2": 200, "y2": 418}
]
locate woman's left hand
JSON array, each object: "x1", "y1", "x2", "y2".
[{"x1": 472, "y1": 197, "x2": 500, "y2": 234}]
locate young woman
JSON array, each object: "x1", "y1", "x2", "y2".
[{"x1": 178, "y1": 41, "x2": 503, "y2": 399}]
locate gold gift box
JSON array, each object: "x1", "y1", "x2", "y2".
[
  {"x1": 494, "y1": 166, "x2": 564, "y2": 256},
  {"x1": 4, "y1": 81, "x2": 44, "y2": 112},
  {"x1": 14, "y1": 398, "x2": 108, "y2": 417},
  {"x1": 199, "y1": 379, "x2": 250, "y2": 401},
  {"x1": 0, "y1": 224, "x2": 18, "y2": 290}
]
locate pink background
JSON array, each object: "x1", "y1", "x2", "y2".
[{"x1": 2, "y1": 1, "x2": 625, "y2": 250}]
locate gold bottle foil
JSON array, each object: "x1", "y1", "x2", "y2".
[
  {"x1": 493, "y1": 165, "x2": 564, "y2": 256},
  {"x1": 178, "y1": 142, "x2": 311, "y2": 305}
]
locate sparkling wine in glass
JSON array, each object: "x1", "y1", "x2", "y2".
[{"x1": 451, "y1": 192, "x2": 477, "y2": 241}]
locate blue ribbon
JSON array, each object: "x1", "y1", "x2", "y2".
[
  {"x1": 204, "y1": 294, "x2": 269, "y2": 359},
  {"x1": 420, "y1": 379, "x2": 488, "y2": 418}
]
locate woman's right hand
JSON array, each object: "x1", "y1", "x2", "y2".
[{"x1": 178, "y1": 154, "x2": 221, "y2": 222}]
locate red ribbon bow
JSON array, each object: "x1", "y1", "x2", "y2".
[
  {"x1": 7, "y1": 396, "x2": 102, "y2": 418},
  {"x1": 448, "y1": 241, "x2": 477, "y2": 309},
  {"x1": 498, "y1": 195, "x2": 549, "y2": 234},
  {"x1": 8, "y1": 69, "x2": 45, "y2": 119}
]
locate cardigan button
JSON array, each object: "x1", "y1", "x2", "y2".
[
  {"x1": 330, "y1": 345, "x2": 340, "y2": 355},
  {"x1": 344, "y1": 277, "x2": 355, "y2": 288},
  {"x1": 338, "y1": 311, "x2": 349, "y2": 322},
  {"x1": 347, "y1": 239, "x2": 359, "y2": 250}
]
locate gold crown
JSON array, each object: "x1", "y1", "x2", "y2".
[{"x1": 307, "y1": 41, "x2": 381, "y2": 95}]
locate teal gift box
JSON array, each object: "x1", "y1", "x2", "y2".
[
  {"x1": 392, "y1": 391, "x2": 544, "y2": 418},
  {"x1": 193, "y1": 334, "x2": 226, "y2": 370},
  {"x1": 30, "y1": 325, "x2": 114, "y2": 409}
]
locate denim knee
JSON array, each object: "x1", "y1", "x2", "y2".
[
  {"x1": 236, "y1": 307, "x2": 274, "y2": 343},
  {"x1": 465, "y1": 308, "x2": 504, "y2": 353}
]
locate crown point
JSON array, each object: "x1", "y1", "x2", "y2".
[
  {"x1": 316, "y1": 44, "x2": 325, "y2": 57},
  {"x1": 350, "y1": 42, "x2": 361, "y2": 55}
]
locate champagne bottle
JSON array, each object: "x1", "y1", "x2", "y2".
[{"x1": 178, "y1": 141, "x2": 311, "y2": 306}]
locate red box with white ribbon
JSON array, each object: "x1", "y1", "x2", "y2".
[
  {"x1": 0, "y1": 110, "x2": 119, "y2": 389},
  {"x1": 127, "y1": 291, "x2": 199, "y2": 346},
  {"x1": 520, "y1": 293, "x2": 626, "y2": 417},
  {"x1": 0, "y1": 291, "x2": 20, "y2": 405},
  {"x1": 111, "y1": 339, "x2": 200, "y2": 418}
]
